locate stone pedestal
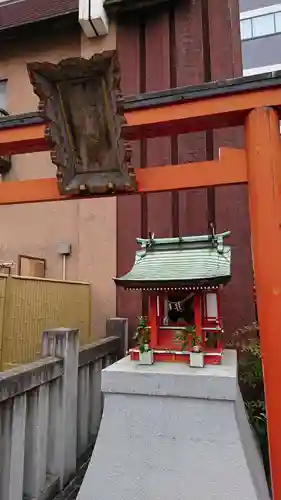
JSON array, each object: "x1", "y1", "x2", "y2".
[{"x1": 77, "y1": 350, "x2": 270, "y2": 500}]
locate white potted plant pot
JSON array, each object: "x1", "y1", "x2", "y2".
[
  {"x1": 139, "y1": 349, "x2": 154, "y2": 365},
  {"x1": 190, "y1": 351, "x2": 204, "y2": 368}
]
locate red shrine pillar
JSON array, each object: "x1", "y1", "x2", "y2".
[
  {"x1": 245, "y1": 107, "x2": 281, "y2": 500},
  {"x1": 158, "y1": 295, "x2": 165, "y2": 324},
  {"x1": 194, "y1": 294, "x2": 203, "y2": 346},
  {"x1": 149, "y1": 295, "x2": 158, "y2": 349}
]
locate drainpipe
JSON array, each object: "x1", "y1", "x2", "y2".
[
  {"x1": 57, "y1": 242, "x2": 72, "y2": 281},
  {"x1": 62, "y1": 255, "x2": 66, "y2": 281}
]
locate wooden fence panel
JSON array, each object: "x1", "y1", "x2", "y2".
[{"x1": 0, "y1": 276, "x2": 91, "y2": 370}]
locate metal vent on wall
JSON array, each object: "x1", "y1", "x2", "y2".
[{"x1": 79, "y1": 0, "x2": 109, "y2": 38}]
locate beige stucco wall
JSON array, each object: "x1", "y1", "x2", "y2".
[{"x1": 0, "y1": 25, "x2": 117, "y2": 338}]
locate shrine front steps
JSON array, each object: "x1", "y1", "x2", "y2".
[{"x1": 77, "y1": 351, "x2": 270, "y2": 500}]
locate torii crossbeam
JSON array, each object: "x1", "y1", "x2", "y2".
[{"x1": 1, "y1": 65, "x2": 281, "y2": 498}]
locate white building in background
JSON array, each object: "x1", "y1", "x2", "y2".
[{"x1": 240, "y1": 0, "x2": 281, "y2": 75}]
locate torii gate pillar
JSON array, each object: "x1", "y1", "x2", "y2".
[{"x1": 246, "y1": 106, "x2": 281, "y2": 499}]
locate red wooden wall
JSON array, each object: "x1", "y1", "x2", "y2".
[{"x1": 116, "y1": 0, "x2": 255, "y2": 339}]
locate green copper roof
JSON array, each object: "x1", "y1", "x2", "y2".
[{"x1": 114, "y1": 231, "x2": 231, "y2": 290}]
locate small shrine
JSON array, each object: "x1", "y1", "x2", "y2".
[{"x1": 115, "y1": 231, "x2": 231, "y2": 367}]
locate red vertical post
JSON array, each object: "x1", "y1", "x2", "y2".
[
  {"x1": 116, "y1": 20, "x2": 142, "y2": 332},
  {"x1": 216, "y1": 292, "x2": 223, "y2": 351},
  {"x1": 149, "y1": 295, "x2": 158, "y2": 349},
  {"x1": 194, "y1": 294, "x2": 203, "y2": 347},
  {"x1": 145, "y1": 10, "x2": 172, "y2": 238},
  {"x1": 209, "y1": 0, "x2": 255, "y2": 337},
  {"x1": 158, "y1": 294, "x2": 165, "y2": 325},
  {"x1": 245, "y1": 107, "x2": 281, "y2": 500}
]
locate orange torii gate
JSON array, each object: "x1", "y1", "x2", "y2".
[{"x1": 1, "y1": 67, "x2": 281, "y2": 498}]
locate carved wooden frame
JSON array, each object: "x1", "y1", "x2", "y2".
[{"x1": 27, "y1": 51, "x2": 135, "y2": 195}]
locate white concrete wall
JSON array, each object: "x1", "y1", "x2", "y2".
[{"x1": 78, "y1": 351, "x2": 270, "y2": 500}]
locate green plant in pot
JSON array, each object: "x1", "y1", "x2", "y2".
[{"x1": 134, "y1": 316, "x2": 153, "y2": 365}]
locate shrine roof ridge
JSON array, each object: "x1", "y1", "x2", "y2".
[
  {"x1": 115, "y1": 230, "x2": 231, "y2": 289},
  {"x1": 136, "y1": 231, "x2": 231, "y2": 248}
]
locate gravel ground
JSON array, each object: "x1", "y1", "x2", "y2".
[{"x1": 52, "y1": 453, "x2": 91, "y2": 500}]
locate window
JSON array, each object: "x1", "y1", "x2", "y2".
[
  {"x1": 252, "y1": 14, "x2": 275, "y2": 38},
  {"x1": 275, "y1": 11, "x2": 281, "y2": 32},
  {"x1": 0, "y1": 0, "x2": 22, "y2": 4},
  {"x1": 240, "y1": 4, "x2": 281, "y2": 40},
  {"x1": 18, "y1": 255, "x2": 46, "y2": 278},
  {"x1": 243, "y1": 65, "x2": 281, "y2": 134},
  {"x1": 0, "y1": 80, "x2": 7, "y2": 112},
  {"x1": 206, "y1": 293, "x2": 218, "y2": 320},
  {"x1": 243, "y1": 63, "x2": 281, "y2": 76},
  {"x1": 241, "y1": 19, "x2": 252, "y2": 40},
  {"x1": 0, "y1": 262, "x2": 13, "y2": 275}
]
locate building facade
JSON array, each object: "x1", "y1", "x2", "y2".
[
  {"x1": 0, "y1": 6, "x2": 118, "y2": 337},
  {"x1": 0, "y1": 0, "x2": 255, "y2": 339},
  {"x1": 240, "y1": 0, "x2": 281, "y2": 74}
]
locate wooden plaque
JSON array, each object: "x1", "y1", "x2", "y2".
[{"x1": 27, "y1": 51, "x2": 136, "y2": 195}]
